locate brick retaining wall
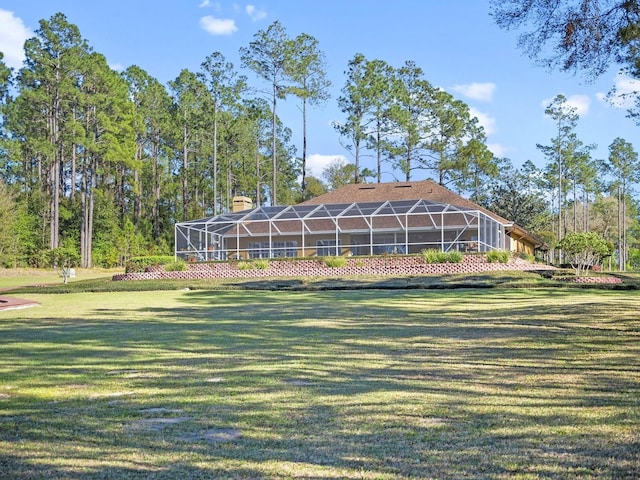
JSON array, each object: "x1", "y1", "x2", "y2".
[{"x1": 113, "y1": 255, "x2": 558, "y2": 281}]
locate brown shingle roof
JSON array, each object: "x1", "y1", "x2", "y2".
[{"x1": 301, "y1": 180, "x2": 512, "y2": 224}]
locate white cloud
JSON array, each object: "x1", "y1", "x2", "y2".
[
  {"x1": 198, "y1": 0, "x2": 210, "y2": 7},
  {"x1": 109, "y1": 62, "x2": 124, "y2": 72},
  {"x1": 469, "y1": 108, "x2": 496, "y2": 136},
  {"x1": 199, "y1": 15, "x2": 238, "y2": 35},
  {"x1": 566, "y1": 94, "x2": 590, "y2": 116},
  {"x1": 246, "y1": 5, "x2": 267, "y2": 21},
  {"x1": 487, "y1": 143, "x2": 510, "y2": 157},
  {"x1": 451, "y1": 82, "x2": 496, "y2": 102},
  {"x1": 306, "y1": 154, "x2": 347, "y2": 178},
  {"x1": 541, "y1": 94, "x2": 591, "y2": 116},
  {"x1": 0, "y1": 9, "x2": 33, "y2": 70},
  {"x1": 600, "y1": 72, "x2": 640, "y2": 108}
]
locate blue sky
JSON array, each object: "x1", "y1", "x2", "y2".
[{"x1": 2, "y1": 1, "x2": 640, "y2": 181}]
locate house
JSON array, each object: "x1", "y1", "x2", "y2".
[{"x1": 175, "y1": 180, "x2": 543, "y2": 261}]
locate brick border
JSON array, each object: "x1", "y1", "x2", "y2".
[{"x1": 113, "y1": 255, "x2": 559, "y2": 282}]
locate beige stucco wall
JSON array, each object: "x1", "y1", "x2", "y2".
[{"x1": 507, "y1": 235, "x2": 535, "y2": 255}]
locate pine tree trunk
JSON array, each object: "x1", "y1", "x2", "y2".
[
  {"x1": 49, "y1": 158, "x2": 60, "y2": 250},
  {"x1": 80, "y1": 151, "x2": 89, "y2": 268},
  {"x1": 70, "y1": 144, "x2": 76, "y2": 200},
  {"x1": 618, "y1": 185, "x2": 622, "y2": 271},
  {"x1": 182, "y1": 124, "x2": 189, "y2": 221},
  {"x1": 213, "y1": 104, "x2": 218, "y2": 215},
  {"x1": 620, "y1": 181, "x2": 627, "y2": 272},
  {"x1": 152, "y1": 134, "x2": 161, "y2": 239},
  {"x1": 134, "y1": 144, "x2": 142, "y2": 228},
  {"x1": 87, "y1": 164, "x2": 94, "y2": 268},
  {"x1": 302, "y1": 96, "x2": 307, "y2": 198},
  {"x1": 376, "y1": 121, "x2": 382, "y2": 183},
  {"x1": 573, "y1": 182, "x2": 577, "y2": 232},
  {"x1": 272, "y1": 80, "x2": 277, "y2": 206}
]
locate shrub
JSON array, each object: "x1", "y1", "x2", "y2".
[
  {"x1": 164, "y1": 259, "x2": 187, "y2": 272},
  {"x1": 421, "y1": 249, "x2": 463, "y2": 264},
  {"x1": 237, "y1": 262, "x2": 253, "y2": 270},
  {"x1": 422, "y1": 249, "x2": 444, "y2": 264},
  {"x1": 253, "y1": 259, "x2": 270, "y2": 270},
  {"x1": 557, "y1": 231, "x2": 612, "y2": 276},
  {"x1": 517, "y1": 252, "x2": 535, "y2": 262},
  {"x1": 126, "y1": 255, "x2": 175, "y2": 273},
  {"x1": 323, "y1": 256, "x2": 347, "y2": 268},
  {"x1": 447, "y1": 251, "x2": 463, "y2": 263},
  {"x1": 486, "y1": 250, "x2": 510, "y2": 263}
]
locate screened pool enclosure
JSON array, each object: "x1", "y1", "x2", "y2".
[{"x1": 175, "y1": 199, "x2": 507, "y2": 261}]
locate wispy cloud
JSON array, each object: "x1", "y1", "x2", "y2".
[
  {"x1": 245, "y1": 5, "x2": 267, "y2": 21},
  {"x1": 487, "y1": 143, "x2": 510, "y2": 157},
  {"x1": 565, "y1": 94, "x2": 591, "y2": 116},
  {"x1": 0, "y1": 9, "x2": 33, "y2": 70},
  {"x1": 198, "y1": 0, "x2": 210, "y2": 7},
  {"x1": 199, "y1": 15, "x2": 238, "y2": 35},
  {"x1": 452, "y1": 82, "x2": 496, "y2": 102},
  {"x1": 307, "y1": 154, "x2": 347, "y2": 178},
  {"x1": 470, "y1": 108, "x2": 496, "y2": 136},
  {"x1": 541, "y1": 94, "x2": 591, "y2": 116},
  {"x1": 599, "y1": 72, "x2": 640, "y2": 108}
]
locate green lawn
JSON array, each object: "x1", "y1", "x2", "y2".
[
  {"x1": 0, "y1": 268, "x2": 120, "y2": 290},
  {"x1": 0, "y1": 288, "x2": 638, "y2": 479}
]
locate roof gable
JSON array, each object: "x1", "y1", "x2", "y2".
[{"x1": 301, "y1": 180, "x2": 511, "y2": 224}]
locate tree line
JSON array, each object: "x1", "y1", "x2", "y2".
[{"x1": 0, "y1": 12, "x2": 639, "y2": 270}]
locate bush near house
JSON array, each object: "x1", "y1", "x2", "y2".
[
  {"x1": 517, "y1": 252, "x2": 535, "y2": 262},
  {"x1": 164, "y1": 259, "x2": 187, "y2": 272},
  {"x1": 125, "y1": 256, "x2": 176, "y2": 273},
  {"x1": 421, "y1": 249, "x2": 463, "y2": 264},
  {"x1": 486, "y1": 250, "x2": 510, "y2": 263},
  {"x1": 253, "y1": 259, "x2": 270, "y2": 270},
  {"x1": 323, "y1": 256, "x2": 348, "y2": 268}
]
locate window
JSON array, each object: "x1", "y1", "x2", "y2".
[
  {"x1": 372, "y1": 234, "x2": 406, "y2": 255},
  {"x1": 249, "y1": 241, "x2": 298, "y2": 258},
  {"x1": 272, "y1": 241, "x2": 298, "y2": 258},
  {"x1": 317, "y1": 239, "x2": 341, "y2": 256},
  {"x1": 248, "y1": 242, "x2": 269, "y2": 259}
]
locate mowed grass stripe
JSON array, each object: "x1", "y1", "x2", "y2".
[{"x1": 0, "y1": 289, "x2": 638, "y2": 479}]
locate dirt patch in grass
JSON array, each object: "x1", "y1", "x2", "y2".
[
  {"x1": 88, "y1": 391, "x2": 135, "y2": 400},
  {"x1": 128, "y1": 416, "x2": 192, "y2": 432},
  {"x1": 138, "y1": 408, "x2": 184, "y2": 414},
  {"x1": 287, "y1": 379, "x2": 315, "y2": 386},
  {"x1": 179, "y1": 428, "x2": 242, "y2": 443},
  {"x1": 205, "y1": 377, "x2": 224, "y2": 383}
]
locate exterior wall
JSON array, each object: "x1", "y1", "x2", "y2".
[
  {"x1": 179, "y1": 226, "x2": 533, "y2": 261},
  {"x1": 226, "y1": 234, "x2": 349, "y2": 259},
  {"x1": 507, "y1": 235, "x2": 536, "y2": 255},
  {"x1": 219, "y1": 230, "x2": 486, "y2": 259}
]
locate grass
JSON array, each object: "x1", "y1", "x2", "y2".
[
  {"x1": 0, "y1": 268, "x2": 121, "y2": 290},
  {"x1": 6, "y1": 268, "x2": 639, "y2": 296},
  {"x1": 0, "y1": 287, "x2": 638, "y2": 479}
]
